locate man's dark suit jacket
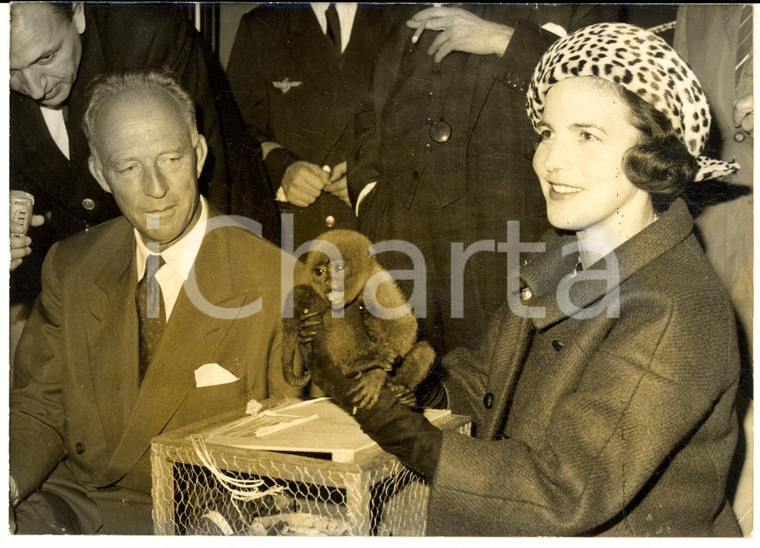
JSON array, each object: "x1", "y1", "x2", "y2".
[
  {"x1": 10, "y1": 206, "x2": 300, "y2": 533},
  {"x1": 348, "y1": 4, "x2": 618, "y2": 353},
  {"x1": 10, "y1": 4, "x2": 279, "y2": 304},
  {"x1": 227, "y1": 4, "x2": 400, "y2": 250}
]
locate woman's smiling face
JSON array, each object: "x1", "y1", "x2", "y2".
[{"x1": 532, "y1": 77, "x2": 651, "y2": 236}]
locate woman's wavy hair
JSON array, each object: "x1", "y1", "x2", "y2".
[{"x1": 608, "y1": 80, "x2": 699, "y2": 213}]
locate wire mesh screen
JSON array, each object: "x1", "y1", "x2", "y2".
[{"x1": 152, "y1": 440, "x2": 430, "y2": 536}]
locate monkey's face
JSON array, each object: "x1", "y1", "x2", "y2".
[{"x1": 309, "y1": 256, "x2": 351, "y2": 309}]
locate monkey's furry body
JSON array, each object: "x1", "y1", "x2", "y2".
[{"x1": 281, "y1": 230, "x2": 435, "y2": 406}]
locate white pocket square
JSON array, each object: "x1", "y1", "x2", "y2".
[{"x1": 194, "y1": 363, "x2": 239, "y2": 388}]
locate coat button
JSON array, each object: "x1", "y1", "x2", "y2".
[
  {"x1": 552, "y1": 339, "x2": 564, "y2": 351},
  {"x1": 483, "y1": 392, "x2": 495, "y2": 409},
  {"x1": 81, "y1": 198, "x2": 95, "y2": 211},
  {"x1": 734, "y1": 131, "x2": 746, "y2": 143},
  {"x1": 424, "y1": 143, "x2": 433, "y2": 152},
  {"x1": 75, "y1": 442, "x2": 85, "y2": 455},
  {"x1": 427, "y1": 91, "x2": 435, "y2": 101},
  {"x1": 325, "y1": 215, "x2": 335, "y2": 228},
  {"x1": 520, "y1": 287, "x2": 532, "y2": 301}
]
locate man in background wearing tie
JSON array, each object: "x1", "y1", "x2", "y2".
[
  {"x1": 9, "y1": 2, "x2": 279, "y2": 319},
  {"x1": 674, "y1": 4, "x2": 754, "y2": 536},
  {"x1": 226, "y1": 3, "x2": 401, "y2": 250},
  {"x1": 9, "y1": 70, "x2": 301, "y2": 535}
]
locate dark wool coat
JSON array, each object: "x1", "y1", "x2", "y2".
[{"x1": 430, "y1": 198, "x2": 741, "y2": 536}]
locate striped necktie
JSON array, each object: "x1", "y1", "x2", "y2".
[
  {"x1": 736, "y1": 5, "x2": 753, "y2": 88},
  {"x1": 136, "y1": 254, "x2": 166, "y2": 384}
]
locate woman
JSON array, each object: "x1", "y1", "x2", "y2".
[{"x1": 314, "y1": 23, "x2": 742, "y2": 536}]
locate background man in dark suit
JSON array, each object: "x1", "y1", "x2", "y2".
[
  {"x1": 226, "y1": 2, "x2": 400, "y2": 251},
  {"x1": 9, "y1": 70, "x2": 300, "y2": 535},
  {"x1": 9, "y1": 2, "x2": 279, "y2": 310},
  {"x1": 349, "y1": 5, "x2": 617, "y2": 356}
]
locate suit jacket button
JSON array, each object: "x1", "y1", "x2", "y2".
[
  {"x1": 81, "y1": 198, "x2": 95, "y2": 211},
  {"x1": 552, "y1": 339, "x2": 564, "y2": 351},
  {"x1": 425, "y1": 143, "x2": 433, "y2": 152},
  {"x1": 325, "y1": 215, "x2": 335, "y2": 228},
  {"x1": 734, "y1": 131, "x2": 746, "y2": 143},
  {"x1": 75, "y1": 442, "x2": 85, "y2": 455},
  {"x1": 483, "y1": 392, "x2": 495, "y2": 409}
]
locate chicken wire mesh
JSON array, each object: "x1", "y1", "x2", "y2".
[{"x1": 151, "y1": 401, "x2": 470, "y2": 536}]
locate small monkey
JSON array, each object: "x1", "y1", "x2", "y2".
[{"x1": 282, "y1": 230, "x2": 435, "y2": 409}]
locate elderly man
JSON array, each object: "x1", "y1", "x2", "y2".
[
  {"x1": 9, "y1": 70, "x2": 300, "y2": 535},
  {"x1": 9, "y1": 2, "x2": 278, "y2": 308}
]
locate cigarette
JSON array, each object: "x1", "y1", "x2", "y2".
[{"x1": 411, "y1": 24, "x2": 425, "y2": 44}]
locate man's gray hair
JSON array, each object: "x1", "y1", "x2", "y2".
[{"x1": 82, "y1": 68, "x2": 198, "y2": 150}]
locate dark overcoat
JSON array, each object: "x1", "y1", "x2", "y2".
[{"x1": 430, "y1": 199, "x2": 741, "y2": 536}]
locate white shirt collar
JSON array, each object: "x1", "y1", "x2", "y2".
[
  {"x1": 310, "y1": 3, "x2": 357, "y2": 53},
  {"x1": 134, "y1": 196, "x2": 208, "y2": 319},
  {"x1": 39, "y1": 105, "x2": 70, "y2": 159}
]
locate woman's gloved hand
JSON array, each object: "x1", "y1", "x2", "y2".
[{"x1": 315, "y1": 361, "x2": 443, "y2": 479}]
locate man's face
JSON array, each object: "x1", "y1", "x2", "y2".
[
  {"x1": 10, "y1": 3, "x2": 86, "y2": 107},
  {"x1": 88, "y1": 89, "x2": 208, "y2": 250}
]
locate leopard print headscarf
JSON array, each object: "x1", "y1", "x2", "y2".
[{"x1": 526, "y1": 22, "x2": 739, "y2": 182}]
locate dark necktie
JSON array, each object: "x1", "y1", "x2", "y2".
[
  {"x1": 736, "y1": 5, "x2": 753, "y2": 88},
  {"x1": 136, "y1": 254, "x2": 166, "y2": 384},
  {"x1": 325, "y1": 3, "x2": 342, "y2": 55}
]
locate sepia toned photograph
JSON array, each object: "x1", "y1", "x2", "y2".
[{"x1": 5, "y1": 2, "x2": 754, "y2": 539}]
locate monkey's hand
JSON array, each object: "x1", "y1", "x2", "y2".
[
  {"x1": 298, "y1": 309, "x2": 323, "y2": 344},
  {"x1": 347, "y1": 368, "x2": 387, "y2": 410},
  {"x1": 387, "y1": 382, "x2": 417, "y2": 406}
]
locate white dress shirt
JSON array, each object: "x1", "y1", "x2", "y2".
[
  {"x1": 134, "y1": 196, "x2": 209, "y2": 320},
  {"x1": 40, "y1": 105, "x2": 70, "y2": 159}
]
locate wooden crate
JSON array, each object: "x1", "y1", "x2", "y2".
[{"x1": 151, "y1": 397, "x2": 470, "y2": 536}]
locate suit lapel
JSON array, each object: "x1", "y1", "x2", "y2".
[
  {"x1": 82, "y1": 220, "x2": 140, "y2": 452},
  {"x1": 67, "y1": 10, "x2": 107, "y2": 187},
  {"x1": 280, "y1": 9, "x2": 338, "y2": 97},
  {"x1": 10, "y1": 93, "x2": 72, "y2": 186},
  {"x1": 102, "y1": 223, "x2": 249, "y2": 482}
]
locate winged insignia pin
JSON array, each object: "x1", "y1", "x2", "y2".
[{"x1": 273, "y1": 78, "x2": 302, "y2": 94}]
